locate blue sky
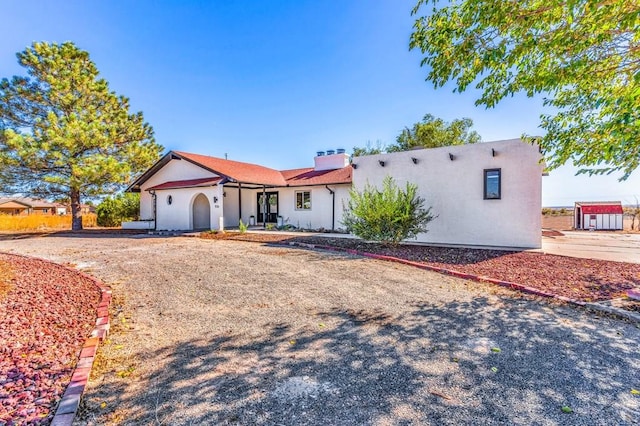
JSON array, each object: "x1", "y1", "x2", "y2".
[{"x1": 2, "y1": 0, "x2": 638, "y2": 206}]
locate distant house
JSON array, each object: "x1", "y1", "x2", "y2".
[
  {"x1": 80, "y1": 204, "x2": 96, "y2": 215},
  {"x1": 0, "y1": 197, "x2": 61, "y2": 216},
  {"x1": 126, "y1": 139, "x2": 544, "y2": 248},
  {"x1": 574, "y1": 201, "x2": 623, "y2": 230}
]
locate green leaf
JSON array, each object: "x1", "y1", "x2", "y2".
[
  {"x1": 561, "y1": 406, "x2": 573, "y2": 414},
  {"x1": 410, "y1": 0, "x2": 640, "y2": 180}
]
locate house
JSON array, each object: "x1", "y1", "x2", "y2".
[
  {"x1": 79, "y1": 204, "x2": 96, "y2": 215},
  {"x1": 126, "y1": 139, "x2": 543, "y2": 248},
  {"x1": 351, "y1": 139, "x2": 544, "y2": 248},
  {"x1": 573, "y1": 201, "x2": 623, "y2": 230},
  {"x1": 125, "y1": 150, "x2": 353, "y2": 231},
  {"x1": 0, "y1": 197, "x2": 60, "y2": 216}
]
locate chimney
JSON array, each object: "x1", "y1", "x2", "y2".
[{"x1": 314, "y1": 149, "x2": 350, "y2": 171}]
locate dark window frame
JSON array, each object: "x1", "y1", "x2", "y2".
[{"x1": 483, "y1": 168, "x2": 501, "y2": 200}]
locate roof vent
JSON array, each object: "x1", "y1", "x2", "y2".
[
  {"x1": 326, "y1": 149, "x2": 336, "y2": 155},
  {"x1": 316, "y1": 151, "x2": 325, "y2": 156},
  {"x1": 336, "y1": 148, "x2": 346, "y2": 154}
]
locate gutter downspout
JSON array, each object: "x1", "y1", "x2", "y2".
[
  {"x1": 149, "y1": 189, "x2": 157, "y2": 231},
  {"x1": 325, "y1": 185, "x2": 335, "y2": 232},
  {"x1": 238, "y1": 182, "x2": 242, "y2": 225}
]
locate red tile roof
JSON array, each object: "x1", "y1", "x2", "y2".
[
  {"x1": 580, "y1": 204, "x2": 623, "y2": 214},
  {"x1": 127, "y1": 150, "x2": 352, "y2": 192},
  {"x1": 175, "y1": 151, "x2": 287, "y2": 186},
  {"x1": 281, "y1": 166, "x2": 352, "y2": 186},
  {"x1": 147, "y1": 177, "x2": 223, "y2": 191}
]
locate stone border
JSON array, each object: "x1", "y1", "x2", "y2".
[
  {"x1": 278, "y1": 241, "x2": 640, "y2": 323},
  {"x1": 47, "y1": 268, "x2": 111, "y2": 426}
]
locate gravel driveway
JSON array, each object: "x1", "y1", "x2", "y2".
[{"x1": 1, "y1": 234, "x2": 639, "y2": 425}]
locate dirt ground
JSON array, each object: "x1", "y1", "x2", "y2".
[{"x1": 1, "y1": 234, "x2": 639, "y2": 425}]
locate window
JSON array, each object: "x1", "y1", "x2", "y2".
[
  {"x1": 42, "y1": 208, "x2": 49, "y2": 213},
  {"x1": 295, "y1": 191, "x2": 311, "y2": 210},
  {"x1": 484, "y1": 169, "x2": 501, "y2": 200}
]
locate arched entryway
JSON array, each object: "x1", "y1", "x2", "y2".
[{"x1": 192, "y1": 193, "x2": 211, "y2": 230}]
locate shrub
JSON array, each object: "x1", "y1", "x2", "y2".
[
  {"x1": 96, "y1": 193, "x2": 139, "y2": 227},
  {"x1": 343, "y1": 176, "x2": 436, "y2": 245},
  {"x1": 238, "y1": 219, "x2": 248, "y2": 233}
]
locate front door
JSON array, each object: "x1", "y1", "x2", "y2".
[{"x1": 257, "y1": 192, "x2": 278, "y2": 223}]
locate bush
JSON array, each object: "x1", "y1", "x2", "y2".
[
  {"x1": 343, "y1": 176, "x2": 435, "y2": 245},
  {"x1": 96, "y1": 193, "x2": 139, "y2": 227}
]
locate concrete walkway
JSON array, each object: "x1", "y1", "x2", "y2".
[{"x1": 541, "y1": 231, "x2": 640, "y2": 264}]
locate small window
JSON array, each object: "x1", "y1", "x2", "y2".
[
  {"x1": 295, "y1": 191, "x2": 311, "y2": 210},
  {"x1": 590, "y1": 214, "x2": 596, "y2": 220},
  {"x1": 484, "y1": 169, "x2": 501, "y2": 200},
  {"x1": 42, "y1": 208, "x2": 48, "y2": 213},
  {"x1": 167, "y1": 195, "x2": 173, "y2": 205}
]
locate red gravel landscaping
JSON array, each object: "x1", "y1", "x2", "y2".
[
  {"x1": 201, "y1": 232, "x2": 640, "y2": 302},
  {"x1": 0, "y1": 253, "x2": 100, "y2": 425}
]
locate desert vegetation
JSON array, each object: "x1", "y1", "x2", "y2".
[{"x1": 0, "y1": 214, "x2": 97, "y2": 231}]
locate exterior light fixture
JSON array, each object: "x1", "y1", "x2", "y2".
[
  {"x1": 379, "y1": 160, "x2": 385, "y2": 167},
  {"x1": 411, "y1": 157, "x2": 418, "y2": 164},
  {"x1": 352, "y1": 163, "x2": 358, "y2": 169},
  {"x1": 492, "y1": 148, "x2": 497, "y2": 157},
  {"x1": 213, "y1": 196, "x2": 218, "y2": 203},
  {"x1": 449, "y1": 153, "x2": 455, "y2": 161}
]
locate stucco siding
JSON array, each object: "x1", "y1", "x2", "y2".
[
  {"x1": 139, "y1": 159, "x2": 218, "y2": 221},
  {"x1": 276, "y1": 185, "x2": 350, "y2": 230},
  {"x1": 352, "y1": 139, "x2": 543, "y2": 248},
  {"x1": 152, "y1": 186, "x2": 223, "y2": 231}
]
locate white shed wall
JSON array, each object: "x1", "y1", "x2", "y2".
[
  {"x1": 352, "y1": 139, "x2": 543, "y2": 248},
  {"x1": 582, "y1": 213, "x2": 623, "y2": 230}
]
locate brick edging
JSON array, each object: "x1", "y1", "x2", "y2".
[
  {"x1": 50, "y1": 267, "x2": 111, "y2": 426},
  {"x1": 0, "y1": 252, "x2": 111, "y2": 426},
  {"x1": 277, "y1": 241, "x2": 598, "y2": 306}
]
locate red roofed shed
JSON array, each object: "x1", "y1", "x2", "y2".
[{"x1": 574, "y1": 201, "x2": 623, "y2": 230}]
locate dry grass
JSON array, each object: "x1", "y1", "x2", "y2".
[
  {"x1": 0, "y1": 260, "x2": 14, "y2": 301},
  {"x1": 0, "y1": 213, "x2": 97, "y2": 231}
]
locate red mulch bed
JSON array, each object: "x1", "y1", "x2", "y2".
[
  {"x1": 0, "y1": 254, "x2": 100, "y2": 425},
  {"x1": 201, "y1": 232, "x2": 640, "y2": 302}
]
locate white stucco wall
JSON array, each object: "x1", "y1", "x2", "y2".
[
  {"x1": 352, "y1": 139, "x2": 543, "y2": 248},
  {"x1": 139, "y1": 158, "x2": 218, "y2": 220},
  {"x1": 224, "y1": 185, "x2": 350, "y2": 230},
  {"x1": 150, "y1": 186, "x2": 223, "y2": 231},
  {"x1": 139, "y1": 159, "x2": 223, "y2": 230},
  {"x1": 276, "y1": 185, "x2": 350, "y2": 230}
]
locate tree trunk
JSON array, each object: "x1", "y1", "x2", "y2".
[{"x1": 70, "y1": 189, "x2": 83, "y2": 231}]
